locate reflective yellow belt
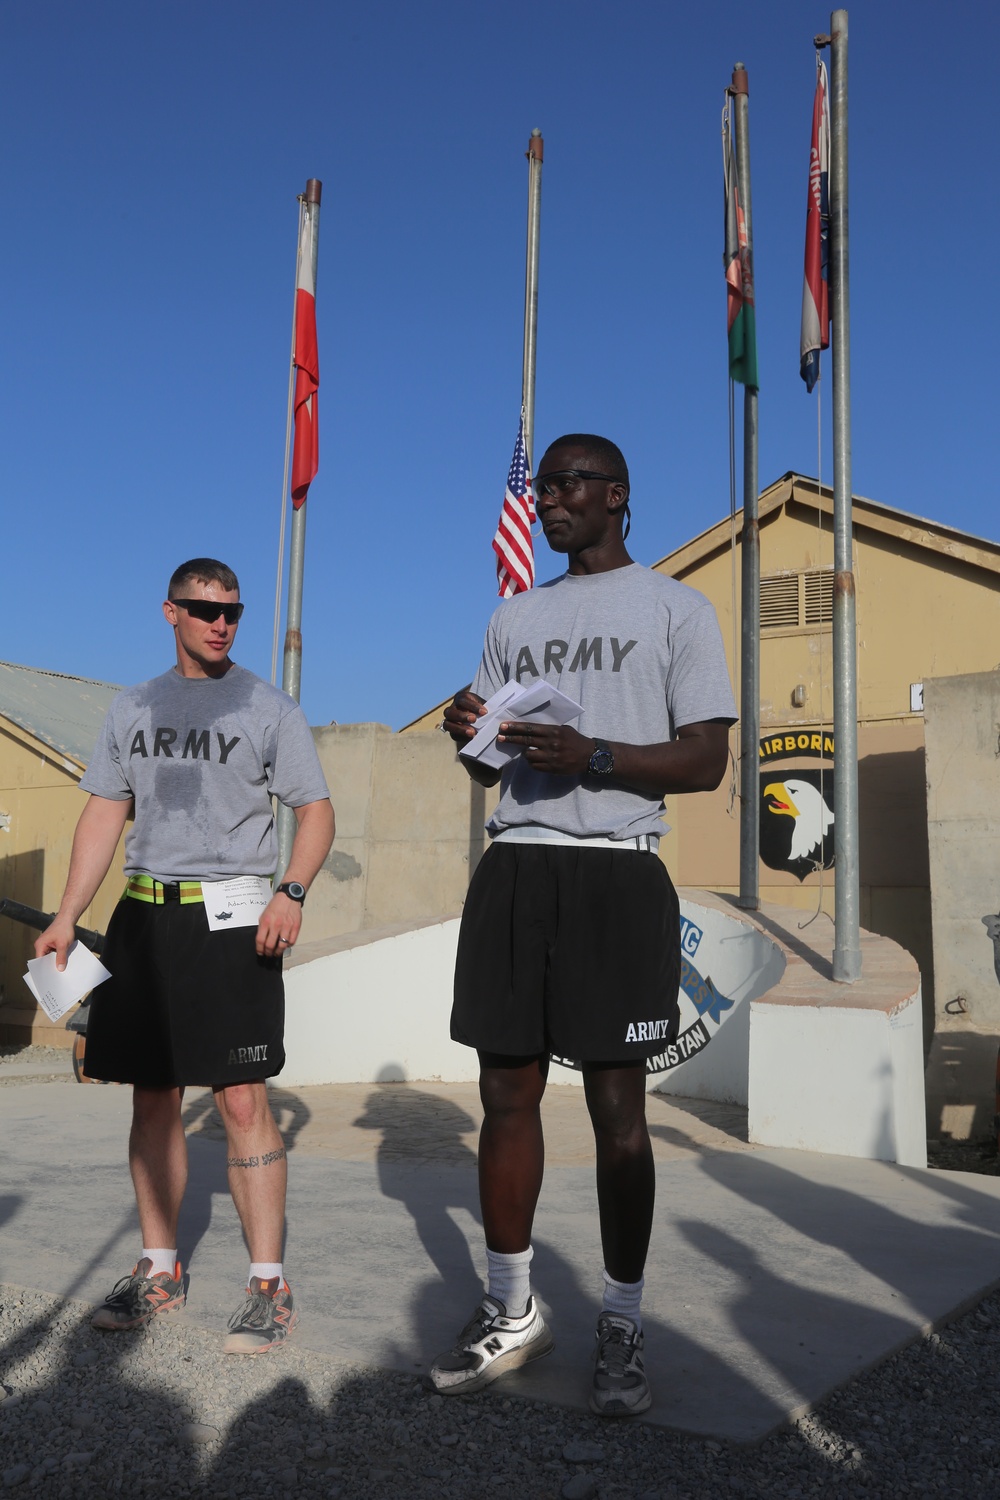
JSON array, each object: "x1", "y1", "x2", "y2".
[{"x1": 124, "y1": 874, "x2": 205, "y2": 905}]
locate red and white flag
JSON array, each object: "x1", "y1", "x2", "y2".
[
  {"x1": 291, "y1": 203, "x2": 319, "y2": 508},
  {"x1": 800, "y1": 58, "x2": 830, "y2": 392},
  {"x1": 492, "y1": 418, "x2": 535, "y2": 597}
]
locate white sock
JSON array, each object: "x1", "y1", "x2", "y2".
[
  {"x1": 602, "y1": 1269, "x2": 644, "y2": 1332},
  {"x1": 249, "y1": 1261, "x2": 282, "y2": 1287},
  {"x1": 142, "y1": 1248, "x2": 177, "y2": 1278},
  {"x1": 486, "y1": 1246, "x2": 533, "y2": 1318}
]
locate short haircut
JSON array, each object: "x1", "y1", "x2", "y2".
[
  {"x1": 168, "y1": 558, "x2": 240, "y2": 598},
  {"x1": 544, "y1": 434, "x2": 630, "y2": 493}
]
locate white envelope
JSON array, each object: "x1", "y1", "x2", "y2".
[
  {"x1": 24, "y1": 941, "x2": 111, "y2": 1023},
  {"x1": 459, "y1": 679, "x2": 583, "y2": 771}
]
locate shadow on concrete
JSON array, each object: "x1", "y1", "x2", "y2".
[
  {"x1": 679, "y1": 1218, "x2": 917, "y2": 1405},
  {"x1": 695, "y1": 1148, "x2": 1000, "y2": 1324},
  {"x1": 0, "y1": 1196, "x2": 23, "y2": 1233},
  {"x1": 647, "y1": 1092, "x2": 750, "y2": 1148},
  {"x1": 925, "y1": 1029, "x2": 999, "y2": 1143},
  {"x1": 353, "y1": 1079, "x2": 483, "y2": 1359}
]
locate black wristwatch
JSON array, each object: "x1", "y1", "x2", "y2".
[
  {"x1": 276, "y1": 881, "x2": 306, "y2": 905},
  {"x1": 588, "y1": 738, "x2": 615, "y2": 777}
]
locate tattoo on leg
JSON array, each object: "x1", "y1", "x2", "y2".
[{"x1": 227, "y1": 1147, "x2": 286, "y2": 1170}]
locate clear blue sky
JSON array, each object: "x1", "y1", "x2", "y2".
[{"x1": 2, "y1": 2, "x2": 992, "y2": 728}]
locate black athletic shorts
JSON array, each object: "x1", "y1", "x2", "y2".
[
  {"x1": 451, "y1": 842, "x2": 681, "y2": 1064},
  {"x1": 84, "y1": 896, "x2": 285, "y2": 1088}
]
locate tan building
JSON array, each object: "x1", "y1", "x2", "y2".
[
  {"x1": 0, "y1": 662, "x2": 125, "y2": 1046},
  {"x1": 404, "y1": 472, "x2": 1000, "y2": 1044}
]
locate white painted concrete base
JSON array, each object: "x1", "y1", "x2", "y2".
[
  {"x1": 282, "y1": 918, "x2": 472, "y2": 1086},
  {"x1": 281, "y1": 896, "x2": 927, "y2": 1167},
  {"x1": 748, "y1": 987, "x2": 927, "y2": 1168}
]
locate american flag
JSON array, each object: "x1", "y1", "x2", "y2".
[{"x1": 492, "y1": 417, "x2": 535, "y2": 597}]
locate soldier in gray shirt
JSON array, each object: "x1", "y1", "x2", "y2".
[
  {"x1": 35, "y1": 559, "x2": 334, "y2": 1355},
  {"x1": 431, "y1": 436, "x2": 736, "y2": 1416}
]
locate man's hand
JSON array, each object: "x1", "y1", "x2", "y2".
[
  {"x1": 255, "y1": 892, "x2": 303, "y2": 959},
  {"x1": 254, "y1": 797, "x2": 335, "y2": 958},
  {"x1": 495, "y1": 718, "x2": 733, "y2": 794},
  {"x1": 496, "y1": 721, "x2": 593, "y2": 776},
  {"x1": 442, "y1": 689, "x2": 487, "y2": 744},
  {"x1": 34, "y1": 915, "x2": 80, "y2": 974}
]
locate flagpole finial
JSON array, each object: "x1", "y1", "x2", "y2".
[
  {"x1": 730, "y1": 64, "x2": 748, "y2": 94},
  {"x1": 304, "y1": 179, "x2": 322, "y2": 204},
  {"x1": 527, "y1": 129, "x2": 543, "y2": 162}
]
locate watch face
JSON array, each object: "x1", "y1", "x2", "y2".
[
  {"x1": 590, "y1": 749, "x2": 614, "y2": 775},
  {"x1": 282, "y1": 882, "x2": 306, "y2": 901}
]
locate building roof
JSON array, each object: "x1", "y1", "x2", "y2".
[
  {"x1": 653, "y1": 473, "x2": 1000, "y2": 580},
  {"x1": 0, "y1": 661, "x2": 121, "y2": 770}
]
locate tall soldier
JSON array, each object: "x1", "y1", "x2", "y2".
[
  {"x1": 36, "y1": 559, "x2": 335, "y2": 1353},
  {"x1": 431, "y1": 437, "x2": 737, "y2": 1414}
]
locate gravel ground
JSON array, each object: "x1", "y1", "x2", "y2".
[
  {"x1": 0, "y1": 1046, "x2": 74, "y2": 1088},
  {"x1": 2, "y1": 1282, "x2": 1000, "y2": 1499}
]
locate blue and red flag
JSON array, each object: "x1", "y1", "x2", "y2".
[{"x1": 800, "y1": 58, "x2": 830, "y2": 392}]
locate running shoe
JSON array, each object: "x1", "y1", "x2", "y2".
[
  {"x1": 223, "y1": 1276, "x2": 298, "y2": 1354},
  {"x1": 91, "y1": 1258, "x2": 185, "y2": 1331},
  {"x1": 429, "y1": 1295, "x2": 553, "y2": 1395},
  {"x1": 589, "y1": 1312, "x2": 651, "y2": 1416}
]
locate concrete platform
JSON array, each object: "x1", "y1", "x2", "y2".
[{"x1": 2, "y1": 1080, "x2": 1000, "y2": 1443}]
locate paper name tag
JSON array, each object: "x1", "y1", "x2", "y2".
[
  {"x1": 201, "y1": 876, "x2": 272, "y2": 932},
  {"x1": 24, "y1": 942, "x2": 112, "y2": 1023}
]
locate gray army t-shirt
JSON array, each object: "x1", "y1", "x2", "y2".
[
  {"x1": 80, "y1": 663, "x2": 330, "y2": 882},
  {"x1": 472, "y1": 563, "x2": 737, "y2": 842}
]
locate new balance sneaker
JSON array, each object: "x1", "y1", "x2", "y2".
[
  {"x1": 429, "y1": 1295, "x2": 553, "y2": 1395},
  {"x1": 91, "y1": 1258, "x2": 185, "y2": 1331},
  {"x1": 589, "y1": 1313, "x2": 651, "y2": 1416},
  {"x1": 223, "y1": 1276, "x2": 297, "y2": 1354}
]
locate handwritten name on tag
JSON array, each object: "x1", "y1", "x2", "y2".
[{"x1": 201, "y1": 877, "x2": 272, "y2": 933}]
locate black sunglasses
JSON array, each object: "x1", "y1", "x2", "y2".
[
  {"x1": 533, "y1": 469, "x2": 624, "y2": 498},
  {"x1": 172, "y1": 598, "x2": 245, "y2": 625}
]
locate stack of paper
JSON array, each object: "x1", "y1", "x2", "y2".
[{"x1": 459, "y1": 680, "x2": 583, "y2": 771}]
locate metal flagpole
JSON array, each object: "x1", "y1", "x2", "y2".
[
  {"x1": 276, "y1": 178, "x2": 322, "y2": 879},
  {"x1": 829, "y1": 11, "x2": 861, "y2": 981},
  {"x1": 522, "y1": 129, "x2": 544, "y2": 471},
  {"x1": 731, "y1": 64, "x2": 760, "y2": 911}
]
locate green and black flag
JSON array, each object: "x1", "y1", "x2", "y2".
[{"x1": 723, "y1": 100, "x2": 758, "y2": 389}]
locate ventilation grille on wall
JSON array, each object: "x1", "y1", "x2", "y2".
[{"x1": 760, "y1": 569, "x2": 833, "y2": 629}]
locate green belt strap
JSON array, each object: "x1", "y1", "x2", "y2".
[{"x1": 124, "y1": 874, "x2": 205, "y2": 905}]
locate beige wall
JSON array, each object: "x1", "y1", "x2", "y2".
[
  {"x1": 0, "y1": 718, "x2": 126, "y2": 1046},
  {"x1": 300, "y1": 724, "x2": 498, "y2": 944},
  {"x1": 922, "y1": 671, "x2": 1000, "y2": 1140}
]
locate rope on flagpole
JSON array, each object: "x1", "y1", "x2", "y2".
[
  {"x1": 799, "y1": 369, "x2": 832, "y2": 930},
  {"x1": 271, "y1": 196, "x2": 306, "y2": 686},
  {"x1": 722, "y1": 94, "x2": 740, "y2": 821},
  {"x1": 727, "y1": 370, "x2": 739, "y2": 820}
]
